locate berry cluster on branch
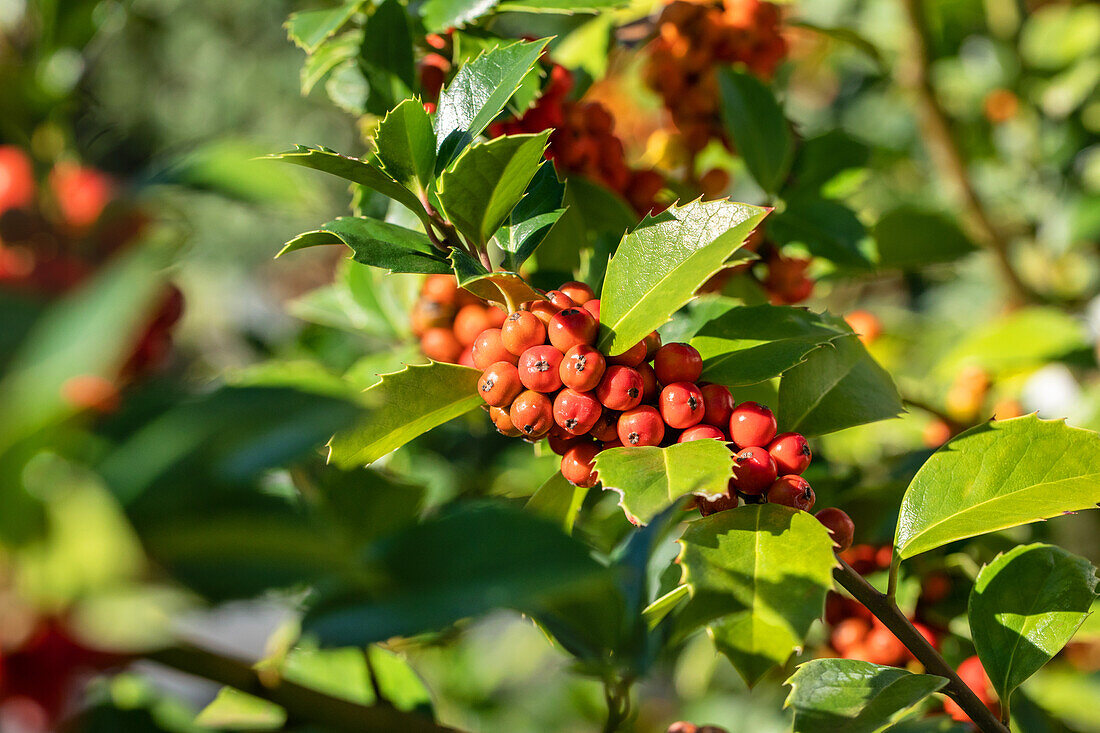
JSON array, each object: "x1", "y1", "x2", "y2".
[{"x1": 411, "y1": 274, "x2": 508, "y2": 365}]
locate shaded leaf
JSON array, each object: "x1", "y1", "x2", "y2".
[
  {"x1": 449, "y1": 248, "x2": 544, "y2": 309},
  {"x1": 286, "y1": 2, "x2": 366, "y2": 54},
  {"x1": 788, "y1": 130, "x2": 870, "y2": 193},
  {"x1": 718, "y1": 68, "x2": 794, "y2": 194},
  {"x1": 873, "y1": 208, "x2": 978, "y2": 269},
  {"x1": 360, "y1": 0, "x2": 416, "y2": 115},
  {"x1": 934, "y1": 307, "x2": 1087, "y2": 379},
  {"x1": 301, "y1": 32, "x2": 361, "y2": 94},
  {"x1": 497, "y1": 0, "x2": 628, "y2": 11},
  {"x1": 768, "y1": 197, "x2": 872, "y2": 268},
  {"x1": 373, "y1": 99, "x2": 437, "y2": 192},
  {"x1": 279, "y1": 217, "x2": 450, "y2": 275},
  {"x1": 526, "y1": 472, "x2": 588, "y2": 533},
  {"x1": 496, "y1": 161, "x2": 566, "y2": 271}
]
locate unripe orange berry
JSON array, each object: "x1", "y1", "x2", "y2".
[
  {"x1": 561, "y1": 441, "x2": 600, "y2": 487},
  {"x1": 472, "y1": 328, "x2": 517, "y2": 369},
  {"x1": 501, "y1": 310, "x2": 546, "y2": 356},
  {"x1": 518, "y1": 345, "x2": 564, "y2": 392},
  {"x1": 453, "y1": 304, "x2": 493, "y2": 346},
  {"x1": 509, "y1": 390, "x2": 554, "y2": 438},
  {"x1": 560, "y1": 344, "x2": 606, "y2": 391},
  {"x1": 478, "y1": 362, "x2": 523, "y2": 407},
  {"x1": 547, "y1": 307, "x2": 598, "y2": 351},
  {"x1": 558, "y1": 281, "x2": 595, "y2": 304},
  {"x1": 488, "y1": 406, "x2": 522, "y2": 437},
  {"x1": 421, "y1": 327, "x2": 463, "y2": 363}
]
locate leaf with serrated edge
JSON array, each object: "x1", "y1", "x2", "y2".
[
  {"x1": 372, "y1": 99, "x2": 436, "y2": 193},
  {"x1": 970, "y1": 543, "x2": 1097, "y2": 705},
  {"x1": 717, "y1": 69, "x2": 793, "y2": 194},
  {"x1": 677, "y1": 504, "x2": 837, "y2": 686},
  {"x1": 449, "y1": 249, "x2": 544, "y2": 310},
  {"x1": 496, "y1": 161, "x2": 566, "y2": 271},
  {"x1": 327, "y1": 362, "x2": 482, "y2": 467},
  {"x1": 896, "y1": 415, "x2": 1100, "y2": 559},
  {"x1": 598, "y1": 198, "x2": 767, "y2": 356},
  {"x1": 593, "y1": 441, "x2": 734, "y2": 526},
  {"x1": 692, "y1": 305, "x2": 849, "y2": 386},
  {"x1": 279, "y1": 217, "x2": 450, "y2": 275},
  {"x1": 422, "y1": 0, "x2": 500, "y2": 31},
  {"x1": 526, "y1": 472, "x2": 588, "y2": 533},
  {"x1": 301, "y1": 32, "x2": 361, "y2": 94},
  {"x1": 785, "y1": 659, "x2": 947, "y2": 733},
  {"x1": 285, "y1": 1, "x2": 366, "y2": 53}
]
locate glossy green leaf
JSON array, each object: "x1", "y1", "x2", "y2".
[
  {"x1": 285, "y1": 1, "x2": 366, "y2": 53},
  {"x1": 934, "y1": 307, "x2": 1087, "y2": 379},
  {"x1": 449, "y1": 248, "x2": 544, "y2": 309},
  {"x1": 438, "y1": 132, "x2": 550, "y2": 247},
  {"x1": 768, "y1": 197, "x2": 872, "y2": 268},
  {"x1": 197, "y1": 688, "x2": 284, "y2": 730},
  {"x1": 360, "y1": 0, "x2": 416, "y2": 115},
  {"x1": 434, "y1": 39, "x2": 549, "y2": 166},
  {"x1": 301, "y1": 32, "x2": 361, "y2": 94},
  {"x1": 423, "y1": 0, "x2": 500, "y2": 31},
  {"x1": 873, "y1": 208, "x2": 978, "y2": 269},
  {"x1": 373, "y1": 99, "x2": 437, "y2": 193},
  {"x1": 778, "y1": 334, "x2": 904, "y2": 437},
  {"x1": 692, "y1": 304, "x2": 849, "y2": 386},
  {"x1": 497, "y1": 0, "x2": 626, "y2": 10},
  {"x1": 279, "y1": 217, "x2": 450, "y2": 275},
  {"x1": 598, "y1": 198, "x2": 767, "y2": 356},
  {"x1": 592, "y1": 440, "x2": 734, "y2": 526},
  {"x1": 896, "y1": 415, "x2": 1100, "y2": 559},
  {"x1": 496, "y1": 161, "x2": 566, "y2": 271},
  {"x1": 677, "y1": 505, "x2": 837, "y2": 685},
  {"x1": 969, "y1": 543, "x2": 1097, "y2": 705},
  {"x1": 785, "y1": 659, "x2": 947, "y2": 733},
  {"x1": 718, "y1": 68, "x2": 794, "y2": 194},
  {"x1": 788, "y1": 130, "x2": 870, "y2": 193},
  {"x1": 327, "y1": 361, "x2": 483, "y2": 468},
  {"x1": 526, "y1": 472, "x2": 587, "y2": 533}
]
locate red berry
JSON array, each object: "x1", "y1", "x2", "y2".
[
  {"x1": 502, "y1": 311, "x2": 546, "y2": 356},
  {"x1": 699, "y1": 492, "x2": 740, "y2": 516},
  {"x1": 700, "y1": 384, "x2": 734, "y2": 427},
  {"x1": 607, "y1": 339, "x2": 647, "y2": 367},
  {"x1": 561, "y1": 441, "x2": 600, "y2": 487},
  {"x1": 945, "y1": 656, "x2": 998, "y2": 722},
  {"x1": 678, "y1": 424, "x2": 726, "y2": 442},
  {"x1": 528, "y1": 299, "x2": 561, "y2": 326},
  {"x1": 478, "y1": 362, "x2": 523, "y2": 407},
  {"x1": 660, "y1": 382, "x2": 705, "y2": 429},
  {"x1": 582, "y1": 299, "x2": 600, "y2": 319},
  {"x1": 554, "y1": 388, "x2": 603, "y2": 435},
  {"x1": 454, "y1": 304, "x2": 493, "y2": 346},
  {"x1": 595, "y1": 365, "x2": 644, "y2": 411},
  {"x1": 558, "y1": 281, "x2": 595, "y2": 305},
  {"x1": 767, "y1": 475, "x2": 815, "y2": 511},
  {"x1": 600, "y1": 438, "x2": 623, "y2": 450},
  {"x1": 731, "y1": 446, "x2": 777, "y2": 495},
  {"x1": 559, "y1": 344, "x2": 606, "y2": 391},
  {"x1": 472, "y1": 328, "x2": 517, "y2": 369},
  {"x1": 458, "y1": 347, "x2": 475, "y2": 367},
  {"x1": 421, "y1": 327, "x2": 463, "y2": 363},
  {"x1": 547, "y1": 307, "x2": 598, "y2": 351},
  {"x1": 518, "y1": 345, "x2": 565, "y2": 392},
  {"x1": 654, "y1": 343, "x2": 703, "y2": 384},
  {"x1": 768, "y1": 432, "x2": 811, "y2": 475},
  {"x1": 590, "y1": 410, "x2": 620, "y2": 442},
  {"x1": 643, "y1": 331, "x2": 662, "y2": 361},
  {"x1": 421, "y1": 274, "x2": 458, "y2": 304},
  {"x1": 489, "y1": 406, "x2": 522, "y2": 437},
  {"x1": 509, "y1": 390, "x2": 554, "y2": 437},
  {"x1": 729, "y1": 401, "x2": 777, "y2": 449},
  {"x1": 545, "y1": 289, "x2": 576, "y2": 309},
  {"x1": 548, "y1": 429, "x2": 583, "y2": 455},
  {"x1": 637, "y1": 362, "x2": 659, "y2": 401},
  {"x1": 0, "y1": 146, "x2": 35, "y2": 213},
  {"x1": 486, "y1": 305, "x2": 507, "y2": 328},
  {"x1": 618, "y1": 406, "x2": 665, "y2": 447},
  {"x1": 816, "y1": 507, "x2": 855, "y2": 552}
]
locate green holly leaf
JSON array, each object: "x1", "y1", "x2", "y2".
[
  {"x1": 360, "y1": 0, "x2": 416, "y2": 115},
  {"x1": 327, "y1": 362, "x2": 483, "y2": 468},
  {"x1": 526, "y1": 472, "x2": 588, "y2": 533},
  {"x1": 449, "y1": 249, "x2": 545, "y2": 309},
  {"x1": 264, "y1": 146, "x2": 432, "y2": 231},
  {"x1": 279, "y1": 217, "x2": 450, "y2": 275},
  {"x1": 718, "y1": 68, "x2": 794, "y2": 194},
  {"x1": 787, "y1": 130, "x2": 870, "y2": 194},
  {"x1": 372, "y1": 99, "x2": 437, "y2": 193},
  {"x1": 592, "y1": 441, "x2": 734, "y2": 526},
  {"x1": 495, "y1": 162, "x2": 566, "y2": 271},
  {"x1": 497, "y1": 0, "x2": 628, "y2": 11},
  {"x1": 778, "y1": 334, "x2": 904, "y2": 437},
  {"x1": 873, "y1": 208, "x2": 978, "y2": 269},
  {"x1": 438, "y1": 132, "x2": 550, "y2": 247},
  {"x1": 598, "y1": 198, "x2": 767, "y2": 356},
  {"x1": 434, "y1": 38, "x2": 549, "y2": 167},
  {"x1": 301, "y1": 32, "x2": 361, "y2": 94},
  {"x1": 677, "y1": 505, "x2": 837, "y2": 685},
  {"x1": 895, "y1": 415, "x2": 1100, "y2": 559},
  {"x1": 285, "y1": 1, "x2": 366, "y2": 54},
  {"x1": 422, "y1": 0, "x2": 500, "y2": 31},
  {"x1": 768, "y1": 197, "x2": 873, "y2": 268},
  {"x1": 692, "y1": 305, "x2": 849, "y2": 386},
  {"x1": 784, "y1": 659, "x2": 948, "y2": 733}
]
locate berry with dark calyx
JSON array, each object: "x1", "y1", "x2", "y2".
[
  {"x1": 478, "y1": 362, "x2": 523, "y2": 407},
  {"x1": 561, "y1": 441, "x2": 600, "y2": 487},
  {"x1": 816, "y1": 507, "x2": 855, "y2": 552},
  {"x1": 454, "y1": 304, "x2": 493, "y2": 346},
  {"x1": 502, "y1": 310, "x2": 547, "y2": 356},
  {"x1": 700, "y1": 384, "x2": 734, "y2": 427},
  {"x1": 595, "y1": 365, "x2": 644, "y2": 411},
  {"x1": 678, "y1": 424, "x2": 726, "y2": 442},
  {"x1": 618, "y1": 405, "x2": 665, "y2": 447},
  {"x1": 643, "y1": 331, "x2": 662, "y2": 360},
  {"x1": 654, "y1": 342, "x2": 703, "y2": 384},
  {"x1": 731, "y1": 446, "x2": 777, "y2": 495},
  {"x1": 607, "y1": 339, "x2": 648, "y2": 367},
  {"x1": 554, "y1": 388, "x2": 603, "y2": 435},
  {"x1": 560, "y1": 344, "x2": 606, "y2": 391},
  {"x1": 637, "y1": 362, "x2": 659, "y2": 401},
  {"x1": 472, "y1": 328, "x2": 518, "y2": 369},
  {"x1": 558, "y1": 280, "x2": 595, "y2": 305},
  {"x1": 698, "y1": 491, "x2": 740, "y2": 516},
  {"x1": 545, "y1": 289, "x2": 576, "y2": 309},
  {"x1": 518, "y1": 345, "x2": 565, "y2": 392},
  {"x1": 767, "y1": 475, "x2": 815, "y2": 511},
  {"x1": 548, "y1": 307, "x2": 598, "y2": 351},
  {"x1": 582, "y1": 299, "x2": 600, "y2": 319},
  {"x1": 660, "y1": 381, "x2": 705, "y2": 429},
  {"x1": 489, "y1": 406, "x2": 522, "y2": 437},
  {"x1": 590, "y1": 410, "x2": 620, "y2": 442},
  {"x1": 528, "y1": 298, "x2": 561, "y2": 326},
  {"x1": 729, "y1": 401, "x2": 777, "y2": 449},
  {"x1": 509, "y1": 390, "x2": 554, "y2": 438},
  {"x1": 421, "y1": 327, "x2": 464, "y2": 363},
  {"x1": 768, "y1": 432, "x2": 811, "y2": 475}
]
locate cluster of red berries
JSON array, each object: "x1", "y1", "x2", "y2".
[
  {"x1": 411, "y1": 274, "x2": 507, "y2": 365},
  {"x1": 643, "y1": 0, "x2": 788, "y2": 153},
  {"x1": 702, "y1": 228, "x2": 814, "y2": 305}
]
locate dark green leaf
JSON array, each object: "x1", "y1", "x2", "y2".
[
  {"x1": 769, "y1": 197, "x2": 872, "y2": 268},
  {"x1": 373, "y1": 99, "x2": 437, "y2": 193},
  {"x1": 496, "y1": 161, "x2": 566, "y2": 271},
  {"x1": 873, "y1": 208, "x2": 978, "y2": 269},
  {"x1": 279, "y1": 217, "x2": 450, "y2": 275},
  {"x1": 285, "y1": 2, "x2": 366, "y2": 54},
  {"x1": 526, "y1": 472, "x2": 587, "y2": 533},
  {"x1": 360, "y1": 0, "x2": 416, "y2": 115},
  {"x1": 788, "y1": 130, "x2": 870, "y2": 193},
  {"x1": 718, "y1": 68, "x2": 794, "y2": 194}
]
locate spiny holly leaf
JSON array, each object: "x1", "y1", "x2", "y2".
[
  {"x1": 497, "y1": 0, "x2": 629, "y2": 11},
  {"x1": 778, "y1": 334, "x2": 903, "y2": 437},
  {"x1": 438, "y1": 132, "x2": 550, "y2": 247},
  {"x1": 495, "y1": 161, "x2": 566, "y2": 271},
  {"x1": 692, "y1": 305, "x2": 849, "y2": 387},
  {"x1": 768, "y1": 197, "x2": 873, "y2": 268},
  {"x1": 360, "y1": 0, "x2": 416, "y2": 115},
  {"x1": 279, "y1": 217, "x2": 450, "y2": 275},
  {"x1": 677, "y1": 504, "x2": 837, "y2": 686},
  {"x1": 895, "y1": 415, "x2": 1100, "y2": 559},
  {"x1": 593, "y1": 441, "x2": 733, "y2": 526},
  {"x1": 449, "y1": 249, "x2": 544, "y2": 310},
  {"x1": 969, "y1": 543, "x2": 1097, "y2": 706},
  {"x1": 372, "y1": 99, "x2": 436, "y2": 193},
  {"x1": 301, "y1": 32, "x2": 361, "y2": 94},
  {"x1": 873, "y1": 207, "x2": 977, "y2": 269},
  {"x1": 327, "y1": 361, "x2": 482, "y2": 468},
  {"x1": 285, "y1": 1, "x2": 366, "y2": 53},
  {"x1": 526, "y1": 472, "x2": 588, "y2": 533},
  {"x1": 422, "y1": 0, "x2": 500, "y2": 31},
  {"x1": 718, "y1": 68, "x2": 793, "y2": 194},
  {"x1": 598, "y1": 198, "x2": 767, "y2": 356},
  {"x1": 264, "y1": 146, "x2": 431, "y2": 231},
  {"x1": 785, "y1": 659, "x2": 947, "y2": 733},
  {"x1": 434, "y1": 39, "x2": 549, "y2": 167}
]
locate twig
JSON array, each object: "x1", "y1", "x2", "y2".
[
  {"x1": 901, "y1": 396, "x2": 967, "y2": 435},
  {"x1": 834, "y1": 561, "x2": 1009, "y2": 733}
]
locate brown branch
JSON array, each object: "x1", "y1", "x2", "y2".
[
  {"x1": 897, "y1": 0, "x2": 1038, "y2": 308},
  {"x1": 833, "y1": 561, "x2": 1009, "y2": 733},
  {"x1": 146, "y1": 645, "x2": 462, "y2": 733},
  {"x1": 902, "y1": 396, "x2": 967, "y2": 435}
]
